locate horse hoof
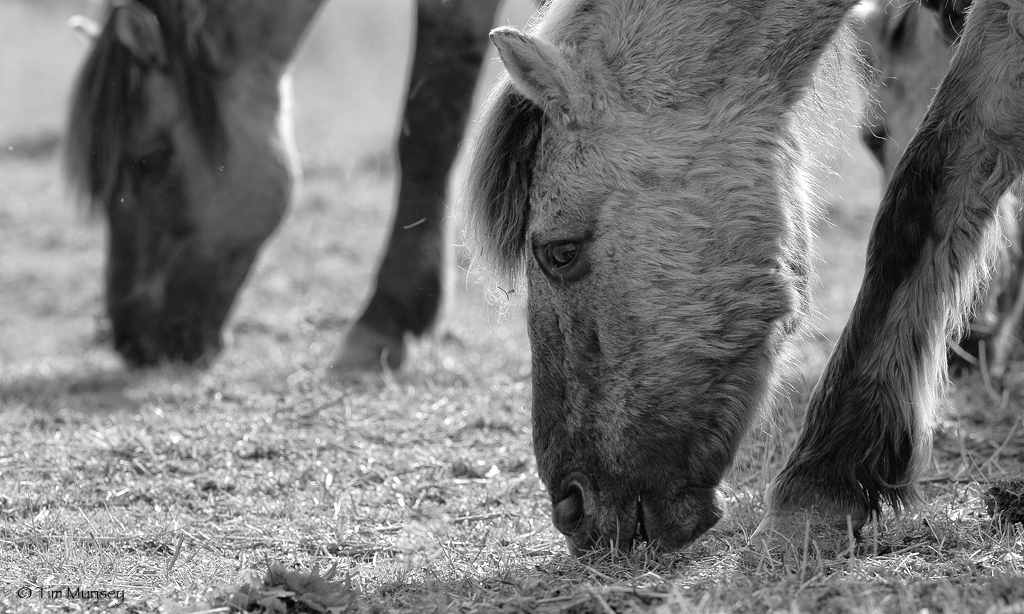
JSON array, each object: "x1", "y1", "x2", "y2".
[
  {"x1": 751, "y1": 509, "x2": 858, "y2": 552},
  {"x1": 325, "y1": 323, "x2": 404, "y2": 381},
  {"x1": 755, "y1": 472, "x2": 873, "y2": 553}
]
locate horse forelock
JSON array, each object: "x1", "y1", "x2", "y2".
[
  {"x1": 64, "y1": 0, "x2": 225, "y2": 214},
  {"x1": 463, "y1": 77, "x2": 544, "y2": 302}
]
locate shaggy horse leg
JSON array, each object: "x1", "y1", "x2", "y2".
[
  {"x1": 764, "y1": 0, "x2": 1024, "y2": 536},
  {"x1": 328, "y1": 0, "x2": 502, "y2": 377}
]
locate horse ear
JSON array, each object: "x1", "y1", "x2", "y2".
[
  {"x1": 112, "y1": 1, "x2": 167, "y2": 67},
  {"x1": 68, "y1": 15, "x2": 101, "y2": 44},
  {"x1": 490, "y1": 27, "x2": 575, "y2": 125}
]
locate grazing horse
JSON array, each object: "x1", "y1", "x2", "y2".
[
  {"x1": 858, "y1": 0, "x2": 1024, "y2": 377},
  {"x1": 64, "y1": 0, "x2": 504, "y2": 372},
  {"x1": 466, "y1": 0, "x2": 1024, "y2": 553}
]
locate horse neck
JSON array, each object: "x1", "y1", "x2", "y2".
[{"x1": 203, "y1": 0, "x2": 326, "y2": 70}]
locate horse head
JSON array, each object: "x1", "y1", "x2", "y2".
[
  {"x1": 467, "y1": 0, "x2": 855, "y2": 552},
  {"x1": 64, "y1": 0, "x2": 324, "y2": 366},
  {"x1": 856, "y1": 0, "x2": 963, "y2": 179}
]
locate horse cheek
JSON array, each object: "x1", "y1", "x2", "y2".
[
  {"x1": 105, "y1": 167, "x2": 197, "y2": 365},
  {"x1": 528, "y1": 270, "x2": 575, "y2": 490}
]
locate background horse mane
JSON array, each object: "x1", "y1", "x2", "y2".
[
  {"x1": 464, "y1": 0, "x2": 857, "y2": 299},
  {"x1": 64, "y1": 0, "x2": 225, "y2": 214}
]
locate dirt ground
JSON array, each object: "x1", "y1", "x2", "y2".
[{"x1": 1, "y1": 2, "x2": 1022, "y2": 613}]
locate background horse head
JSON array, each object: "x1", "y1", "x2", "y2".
[
  {"x1": 467, "y1": 0, "x2": 854, "y2": 552},
  {"x1": 857, "y1": 0, "x2": 965, "y2": 178},
  {"x1": 64, "y1": 0, "x2": 322, "y2": 366}
]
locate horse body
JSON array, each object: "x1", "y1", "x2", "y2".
[{"x1": 468, "y1": 0, "x2": 1024, "y2": 552}]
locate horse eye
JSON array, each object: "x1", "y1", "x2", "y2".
[
  {"x1": 135, "y1": 145, "x2": 173, "y2": 179},
  {"x1": 549, "y1": 242, "x2": 578, "y2": 268},
  {"x1": 534, "y1": 239, "x2": 588, "y2": 282}
]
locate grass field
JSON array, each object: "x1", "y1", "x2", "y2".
[{"x1": 1, "y1": 2, "x2": 1023, "y2": 613}]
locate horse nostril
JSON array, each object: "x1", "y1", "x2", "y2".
[
  {"x1": 635, "y1": 496, "x2": 649, "y2": 542},
  {"x1": 552, "y1": 481, "x2": 586, "y2": 535}
]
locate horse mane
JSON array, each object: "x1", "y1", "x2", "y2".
[{"x1": 64, "y1": 0, "x2": 225, "y2": 214}]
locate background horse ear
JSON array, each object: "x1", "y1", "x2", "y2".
[
  {"x1": 112, "y1": 1, "x2": 167, "y2": 67},
  {"x1": 68, "y1": 15, "x2": 101, "y2": 44},
  {"x1": 490, "y1": 27, "x2": 576, "y2": 126}
]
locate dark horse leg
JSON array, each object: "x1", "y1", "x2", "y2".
[
  {"x1": 327, "y1": 0, "x2": 502, "y2": 377},
  {"x1": 764, "y1": 0, "x2": 1024, "y2": 534}
]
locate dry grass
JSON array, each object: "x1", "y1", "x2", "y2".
[
  {"x1": 2, "y1": 1, "x2": 1023, "y2": 612},
  {"x1": 3, "y1": 322, "x2": 1023, "y2": 614}
]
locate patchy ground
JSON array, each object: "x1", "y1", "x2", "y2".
[{"x1": 1, "y1": 2, "x2": 1022, "y2": 613}]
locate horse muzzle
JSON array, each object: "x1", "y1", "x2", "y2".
[{"x1": 551, "y1": 472, "x2": 725, "y2": 554}]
